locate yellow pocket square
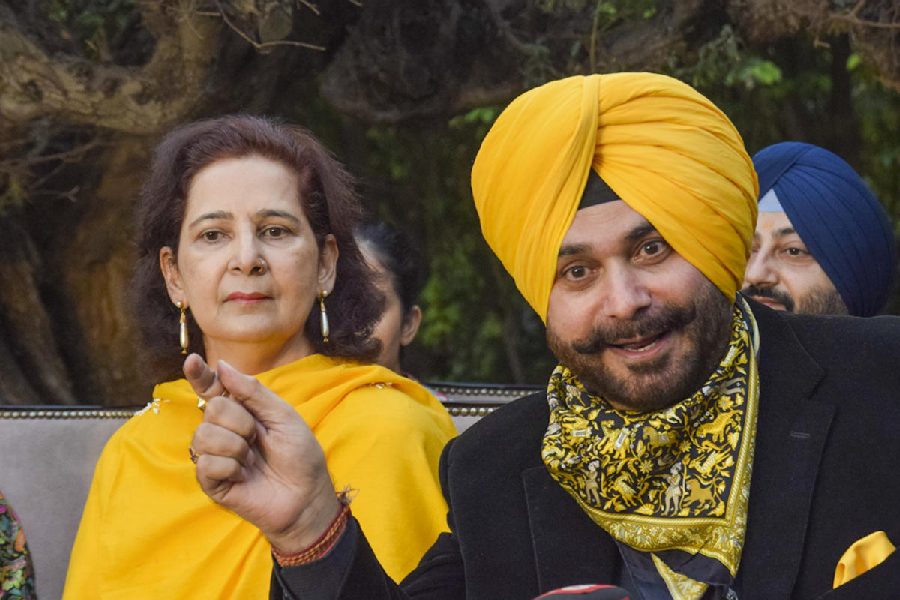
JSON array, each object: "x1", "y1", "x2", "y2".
[{"x1": 833, "y1": 530, "x2": 896, "y2": 588}]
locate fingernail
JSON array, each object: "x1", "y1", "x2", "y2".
[{"x1": 183, "y1": 354, "x2": 204, "y2": 377}]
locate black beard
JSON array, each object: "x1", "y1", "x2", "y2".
[
  {"x1": 795, "y1": 286, "x2": 848, "y2": 315},
  {"x1": 547, "y1": 281, "x2": 733, "y2": 412}
]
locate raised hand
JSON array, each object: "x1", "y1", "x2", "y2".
[
  {"x1": 184, "y1": 354, "x2": 341, "y2": 553},
  {"x1": 183, "y1": 353, "x2": 227, "y2": 411}
]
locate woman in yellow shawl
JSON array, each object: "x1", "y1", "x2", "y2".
[{"x1": 62, "y1": 115, "x2": 456, "y2": 599}]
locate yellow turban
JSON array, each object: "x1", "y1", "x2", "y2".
[{"x1": 471, "y1": 73, "x2": 758, "y2": 321}]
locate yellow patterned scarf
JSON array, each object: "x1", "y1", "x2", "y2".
[{"x1": 542, "y1": 301, "x2": 759, "y2": 599}]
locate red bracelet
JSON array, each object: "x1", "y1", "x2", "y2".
[{"x1": 272, "y1": 493, "x2": 352, "y2": 568}]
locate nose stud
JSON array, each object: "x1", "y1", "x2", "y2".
[{"x1": 252, "y1": 257, "x2": 267, "y2": 273}]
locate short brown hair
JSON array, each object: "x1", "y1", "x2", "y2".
[{"x1": 133, "y1": 114, "x2": 382, "y2": 381}]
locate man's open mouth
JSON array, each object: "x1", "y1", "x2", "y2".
[{"x1": 609, "y1": 331, "x2": 669, "y2": 353}]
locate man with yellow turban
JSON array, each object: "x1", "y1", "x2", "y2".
[{"x1": 179, "y1": 74, "x2": 899, "y2": 599}]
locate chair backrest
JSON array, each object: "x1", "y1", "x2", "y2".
[
  {"x1": 0, "y1": 406, "x2": 133, "y2": 600},
  {"x1": 0, "y1": 382, "x2": 537, "y2": 599},
  {"x1": 428, "y1": 380, "x2": 542, "y2": 432}
]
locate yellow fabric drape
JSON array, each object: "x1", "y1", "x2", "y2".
[
  {"x1": 471, "y1": 73, "x2": 758, "y2": 321},
  {"x1": 63, "y1": 354, "x2": 456, "y2": 599},
  {"x1": 833, "y1": 531, "x2": 896, "y2": 589}
]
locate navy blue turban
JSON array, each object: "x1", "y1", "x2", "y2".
[{"x1": 753, "y1": 142, "x2": 897, "y2": 317}]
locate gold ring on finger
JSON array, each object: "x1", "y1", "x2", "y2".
[
  {"x1": 197, "y1": 396, "x2": 207, "y2": 412},
  {"x1": 189, "y1": 446, "x2": 200, "y2": 464}
]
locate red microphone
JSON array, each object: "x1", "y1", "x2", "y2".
[{"x1": 535, "y1": 584, "x2": 632, "y2": 599}]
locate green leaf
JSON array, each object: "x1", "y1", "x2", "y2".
[{"x1": 745, "y1": 59, "x2": 782, "y2": 86}]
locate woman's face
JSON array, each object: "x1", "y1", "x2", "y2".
[
  {"x1": 360, "y1": 242, "x2": 421, "y2": 373},
  {"x1": 160, "y1": 155, "x2": 337, "y2": 370}
]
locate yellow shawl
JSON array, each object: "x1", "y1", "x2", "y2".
[{"x1": 63, "y1": 355, "x2": 456, "y2": 599}]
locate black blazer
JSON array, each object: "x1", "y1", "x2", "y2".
[{"x1": 304, "y1": 306, "x2": 900, "y2": 599}]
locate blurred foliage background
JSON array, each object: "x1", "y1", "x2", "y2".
[{"x1": 0, "y1": 0, "x2": 897, "y2": 405}]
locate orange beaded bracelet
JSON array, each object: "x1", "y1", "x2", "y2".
[{"x1": 272, "y1": 494, "x2": 352, "y2": 568}]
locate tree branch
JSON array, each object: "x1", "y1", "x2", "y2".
[
  {"x1": 204, "y1": 1, "x2": 325, "y2": 52},
  {"x1": 0, "y1": 1, "x2": 221, "y2": 134}
]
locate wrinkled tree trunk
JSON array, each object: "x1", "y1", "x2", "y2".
[
  {"x1": 0, "y1": 2, "x2": 221, "y2": 134},
  {"x1": 0, "y1": 218, "x2": 75, "y2": 404},
  {"x1": 0, "y1": 140, "x2": 152, "y2": 406},
  {"x1": 53, "y1": 140, "x2": 151, "y2": 406}
]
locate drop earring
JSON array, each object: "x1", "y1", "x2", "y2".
[
  {"x1": 176, "y1": 301, "x2": 189, "y2": 355},
  {"x1": 318, "y1": 290, "x2": 330, "y2": 343}
]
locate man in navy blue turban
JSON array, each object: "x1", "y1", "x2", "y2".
[{"x1": 742, "y1": 141, "x2": 897, "y2": 316}]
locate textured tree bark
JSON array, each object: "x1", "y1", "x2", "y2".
[
  {"x1": 0, "y1": 1, "x2": 895, "y2": 134},
  {"x1": 0, "y1": 218, "x2": 75, "y2": 404},
  {"x1": 52, "y1": 139, "x2": 152, "y2": 407},
  {"x1": 735, "y1": 0, "x2": 898, "y2": 92},
  {"x1": 319, "y1": 0, "x2": 711, "y2": 123},
  {"x1": 0, "y1": 331, "x2": 41, "y2": 405},
  {"x1": 0, "y1": 2, "x2": 221, "y2": 134}
]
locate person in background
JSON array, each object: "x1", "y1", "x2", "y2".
[
  {"x1": 0, "y1": 490, "x2": 35, "y2": 599},
  {"x1": 355, "y1": 219, "x2": 426, "y2": 375},
  {"x1": 742, "y1": 141, "x2": 897, "y2": 316},
  {"x1": 62, "y1": 115, "x2": 456, "y2": 599}
]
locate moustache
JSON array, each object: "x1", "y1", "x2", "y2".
[
  {"x1": 571, "y1": 304, "x2": 695, "y2": 355},
  {"x1": 741, "y1": 285, "x2": 795, "y2": 312}
]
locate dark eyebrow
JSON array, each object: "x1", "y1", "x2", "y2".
[
  {"x1": 558, "y1": 243, "x2": 590, "y2": 258},
  {"x1": 188, "y1": 210, "x2": 302, "y2": 229},
  {"x1": 557, "y1": 220, "x2": 660, "y2": 258},
  {"x1": 624, "y1": 221, "x2": 659, "y2": 244},
  {"x1": 188, "y1": 211, "x2": 232, "y2": 229},
  {"x1": 257, "y1": 209, "x2": 301, "y2": 224},
  {"x1": 772, "y1": 227, "x2": 798, "y2": 238}
]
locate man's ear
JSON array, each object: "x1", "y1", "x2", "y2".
[
  {"x1": 159, "y1": 246, "x2": 186, "y2": 305},
  {"x1": 318, "y1": 234, "x2": 339, "y2": 292},
  {"x1": 400, "y1": 305, "x2": 422, "y2": 346}
]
